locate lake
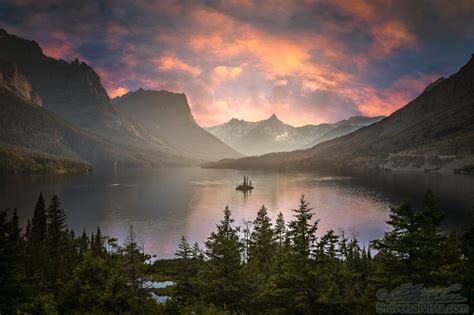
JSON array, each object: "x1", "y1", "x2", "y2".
[{"x1": 1, "y1": 167, "x2": 473, "y2": 258}]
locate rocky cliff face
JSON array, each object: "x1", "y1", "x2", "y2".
[
  {"x1": 0, "y1": 57, "x2": 41, "y2": 105},
  {"x1": 0, "y1": 29, "x2": 108, "y2": 123},
  {"x1": 0, "y1": 28, "x2": 177, "y2": 153},
  {"x1": 114, "y1": 89, "x2": 242, "y2": 161}
]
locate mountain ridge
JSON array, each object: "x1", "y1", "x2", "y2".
[
  {"x1": 206, "y1": 113, "x2": 384, "y2": 156},
  {"x1": 0, "y1": 28, "x2": 182, "y2": 158},
  {"x1": 204, "y1": 55, "x2": 474, "y2": 173}
]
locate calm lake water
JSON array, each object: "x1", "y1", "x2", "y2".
[{"x1": 1, "y1": 167, "x2": 473, "y2": 258}]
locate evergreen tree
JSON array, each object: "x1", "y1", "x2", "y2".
[
  {"x1": 122, "y1": 225, "x2": 149, "y2": 296},
  {"x1": 285, "y1": 196, "x2": 321, "y2": 313},
  {"x1": 371, "y1": 201, "x2": 419, "y2": 284},
  {"x1": 316, "y1": 229, "x2": 339, "y2": 259},
  {"x1": 274, "y1": 212, "x2": 286, "y2": 247},
  {"x1": 248, "y1": 205, "x2": 275, "y2": 268},
  {"x1": 372, "y1": 193, "x2": 448, "y2": 287},
  {"x1": 91, "y1": 226, "x2": 105, "y2": 256},
  {"x1": 418, "y1": 190, "x2": 446, "y2": 281},
  {"x1": 45, "y1": 195, "x2": 68, "y2": 295},
  {"x1": 176, "y1": 236, "x2": 192, "y2": 260},
  {"x1": 174, "y1": 236, "x2": 200, "y2": 306},
  {"x1": 78, "y1": 228, "x2": 89, "y2": 257},
  {"x1": 191, "y1": 242, "x2": 204, "y2": 260},
  {"x1": 201, "y1": 206, "x2": 247, "y2": 311},
  {"x1": 60, "y1": 252, "x2": 109, "y2": 313},
  {"x1": 30, "y1": 192, "x2": 47, "y2": 275},
  {"x1": 287, "y1": 195, "x2": 318, "y2": 258},
  {"x1": 0, "y1": 209, "x2": 23, "y2": 314}
]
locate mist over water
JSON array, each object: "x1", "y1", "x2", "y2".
[{"x1": 1, "y1": 167, "x2": 473, "y2": 258}]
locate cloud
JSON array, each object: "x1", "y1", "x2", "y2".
[
  {"x1": 355, "y1": 72, "x2": 440, "y2": 116},
  {"x1": 156, "y1": 55, "x2": 201, "y2": 77},
  {"x1": 1, "y1": 0, "x2": 473, "y2": 127},
  {"x1": 213, "y1": 66, "x2": 243, "y2": 81},
  {"x1": 108, "y1": 87, "x2": 129, "y2": 98},
  {"x1": 371, "y1": 21, "x2": 417, "y2": 58}
]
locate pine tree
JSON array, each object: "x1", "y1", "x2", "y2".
[
  {"x1": 0, "y1": 209, "x2": 23, "y2": 314},
  {"x1": 248, "y1": 205, "x2": 275, "y2": 268},
  {"x1": 30, "y1": 192, "x2": 47, "y2": 275},
  {"x1": 371, "y1": 197, "x2": 446, "y2": 288},
  {"x1": 316, "y1": 229, "x2": 339, "y2": 259},
  {"x1": 287, "y1": 195, "x2": 318, "y2": 258},
  {"x1": 285, "y1": 196, "x2": 321, "y2": 313},
  {"x1": 122, "y1": 225, "x2": 149, "y2": 296},
  {"x1": 176, "y1": 236, "x2": 192, "y2": 260},
  {"x1": 174, "y1": 236, "x2": 199, "y2": 306},
  {"x1": 201, "y1": 206, "x2": 247, "y2": 310},
  {"x1": 274, "y1": 212, "x2": 286, "y2": 247},
  {"x1": 191, "y1": 242, "x2": 204, "y2": 260},
  {"x1": 78, "y1": 228, "x2": 89, "y2": 256},
  {"x1": 91, "y1": 226, "x2": 104, "y2": 256},
  {"x1": 417, "y1": 190, "x2": 447, "y2": 284},
  {"x1": 45, "y1": 195, "x2": 68, "y2": 294}
]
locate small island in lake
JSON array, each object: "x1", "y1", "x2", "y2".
[{"x1": 236, "y1": 175, "x2": 254, "y2": 191}]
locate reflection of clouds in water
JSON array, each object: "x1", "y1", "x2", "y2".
[
  {"x1": 288, "y1": 176, "x2": 351, "y2": 182},
  {"x1": 189, "y1": 180, "x2": 229, "y2": 186},
  {"x1": 71, "y1": 183, "x2": 137, "y2": 189}
]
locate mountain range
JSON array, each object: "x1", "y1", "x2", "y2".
[
  {"x1": 205, "y1": 55, "x2": 474, "y2": 173},
  {"x1": 206, "y1": 114, "x2": 384, "y2": 156},
  {"x1": 0, "y1": 28, "x2": 240, "y2": 172},
  {"x1": 1, "y1": 28, "x2": 473, "y2": 174}
]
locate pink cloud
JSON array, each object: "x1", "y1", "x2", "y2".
[{"x1": 156, "y1": 55, "x2": 201, "y2": 77}]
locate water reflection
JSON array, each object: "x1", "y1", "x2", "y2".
[{"x1": 0, "y1": 167, "x2": 472, "y2": 258}]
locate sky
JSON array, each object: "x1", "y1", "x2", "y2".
[{"x1": 1, "y1": 0, "x2": 474, "y2": 127}]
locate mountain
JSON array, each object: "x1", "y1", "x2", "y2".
[
  {"x1": 113, "y1": 89, "x2": 242, "y2": 161},
  {"x1": 304, "y1": 116, "x2": 386, "y2": 146},
  {"x1": 0, "y1": 59, "x2": 118, "y2": 172},
  {"x1": 0, "y1": 56, "x2": 195, "y2": 173},
  {"x1": 0, "y1": 58, "x2": 42, "y2": 105},
  {"x1": 0, "y1": 28, "x2": 181, "y2": 159},
  {"x1": 206, "y1": 113, "x2": 384, "y2": 156},
  {"x1": 205, "y1": 55, "x2": 474, "y2": 173}
]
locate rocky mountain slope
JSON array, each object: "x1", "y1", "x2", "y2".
[
  {"x1": 0, "y1": 57, "x2": 190, "y2": 173},
  {"x1": 205, "y1": 55, "x2": 474, "y2": 173},
  {"x1": 0, "y1": 28, "x2": 180, "y2": 159},
  {"x1": 113, "y1": 89, "x2": 242, "y2": 161},
  {"x1": 0, "y1": 57, "x2": 41, "y2": 105},
  {"x1": 206, "y1": 114, "x2": 383, "y2": 156}
]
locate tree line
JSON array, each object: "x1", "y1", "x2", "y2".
[{"x1": 0, "y1": 191, "x2": 473, "y2": 314}]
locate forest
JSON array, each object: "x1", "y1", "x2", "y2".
[{"x1": 0, "y1": 191, "x2": 473, "y2": 314}]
